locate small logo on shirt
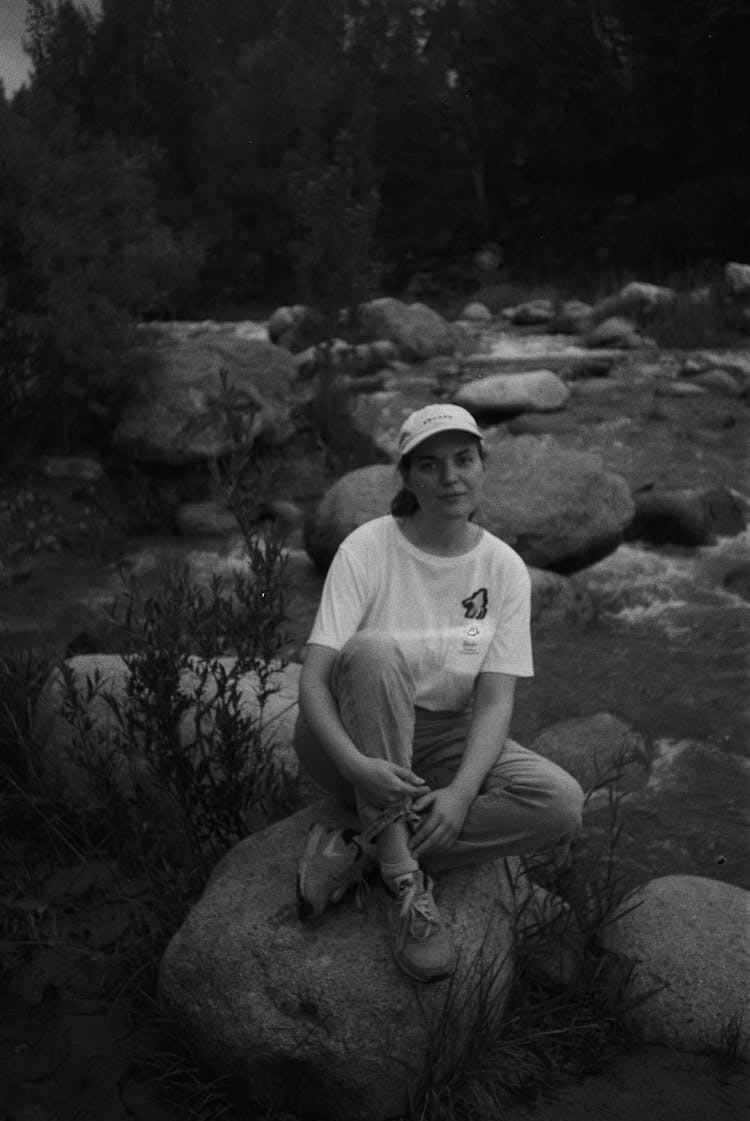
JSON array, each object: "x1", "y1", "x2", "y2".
[{"x1": 462, "y1": 588, "x2": 488, "y2": 619}]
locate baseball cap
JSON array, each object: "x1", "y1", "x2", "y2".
[{"x1": 397, "y1": 404, "x2": 484, "y2": 458}]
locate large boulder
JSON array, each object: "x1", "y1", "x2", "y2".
[
  {"x1": 113, "y1": 325, "x2": 297, "y2": 465},
  {"x1": 500, "y1": 298, "x2": 555, "y2": 327},
  {"x1": 627, "y1": 486, "x2": 747, "y2": 546},
  {"x1": 454, "y1": 370, "x2": 570, "y2": 417},
  {"x1": 530, "y1": 713, "x2": 649, "y2": 797},
  {"x1": 359, "y1": 298, "x2": 456, "y2": 362},
  {"x1": 599, "y1": 875, "x2": 750, "y2": 1058},
  {"x1": 304, "y1": 464, "x2": 398, "y2": 569},
  {"x1": 33, "y1": 654, "x2": 302, "y2": 801},
  {"x1": 159, "y1": 798, "x2": 519, "y2": 1121},
  {"x1": 304, "y1": 438, "x2": 635, "y2": 572},
  {"x1": 479, "y1": 436, "x2": 635, "y2": 571}
]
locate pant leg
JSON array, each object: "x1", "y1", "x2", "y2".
[
  {"x1": 292, "y1": 632, "x2": 417, "y2": 831},
  {"x1": 411, "y1": 708, "x2": 584, "y2": 875}
]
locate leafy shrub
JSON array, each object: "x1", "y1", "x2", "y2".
[
  {"x1": 0, "y1": 101, "x2": 204, "y2": 456},
  {"x1": 57, "y1": 524, "x2": 295, "y2": 882}
]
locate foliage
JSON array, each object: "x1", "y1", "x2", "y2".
[
  {"x1": 0, "y1": 98, "x2": 204, "y2": 454},
  {"x1": 12, "y1": 0, "x2": 748, "y2": 307},
  {"x1": 288, "y1": 126, "x2": 383, "y2": 323}
]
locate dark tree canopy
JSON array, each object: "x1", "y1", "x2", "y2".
[{"x1": 8, "y1": 0, "x2": 750, "y2": 308}]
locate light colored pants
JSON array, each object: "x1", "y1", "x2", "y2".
[{"x1": 293, "y1": 632, "x2": 584, "y2": 874}]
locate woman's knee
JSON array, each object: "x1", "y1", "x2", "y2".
[
  {"x1": 339, "y1": 631, "x2": 405, "y2": 671},
  {"x1": 545, "y1": 767, "x2": 584, "y2": 842}
]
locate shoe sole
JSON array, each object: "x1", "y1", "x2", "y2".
[
  {"x1": 297, "y1": 823, "x2": 369, "y2": 921},
  {"x1": 392, "y1": 952, "x2": 455, "y2": 983}
]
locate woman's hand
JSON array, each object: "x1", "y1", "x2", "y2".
[
  {"x1": 347, "y1": 757, "x2": 429, "y2": 809},
  {"x1": 408, "y1": 786, "x2": 473, "y2": 859}
]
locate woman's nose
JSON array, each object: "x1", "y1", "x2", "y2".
[{"x1": 440, "y1": 461, "x2": 458, "y2": 484}]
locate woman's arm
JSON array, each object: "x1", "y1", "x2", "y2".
[
  {"x1": 299, "y1": 643, "x2": 428, "y2": 808},
  {"x1": 410, "y1": 672, "x2": 516, "y2": 858}
]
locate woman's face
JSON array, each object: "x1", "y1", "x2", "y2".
[{"x1": 403, "y1": 431, "x2": 485, "y2": 523}]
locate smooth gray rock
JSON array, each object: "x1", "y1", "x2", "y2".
[
  {"x1": 585, "y1": 316, "x2": 644, "y2": 349},
  {"x1": 599, "y1": 875, "x2": 750, "y2": 1058},
  {"x1": 114, "y1": 327, "x2": 297, "y2": 465},
  {"x1": 725, "y1": 261, "x2": 750, "y2": 297},
  {"x1": 158, "y1": 798, "x2": 519, "y2": 1121},
  {"x1": 359, "y1": 298, "x2": 456, "y2": 362},
  {"x1": 501, "y1": 299, "x2": 555, "y2": 326},
  {"x1": 454, "y1": 370, "x2": 570, "y2": 417},
  {"x1": 530, "y1": 713, "x2": 649, "y2": 797},
  {"x1": 479, "y1": 436, "x2": 635, "y2": 571},
  {"x1": 627, "y1": 486, "x2": 747, "y2": 546},
  {"x1": 304, "y1": 437, "x2": 635, "y2": 572},
  {"x1": 551, "y1": 300, "x2": 593, "y2": 335},
  {"x1": 460, "y1": 301, "x2": 493, "y2": 321},
  {"x1": 304, "y1": 464, "x2": 398, "y2": 569}
]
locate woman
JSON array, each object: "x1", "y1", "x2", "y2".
[{"x1": 294, "y1": 404, "x2": 583, "y2": 983}]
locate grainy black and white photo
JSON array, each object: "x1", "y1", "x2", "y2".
[{"x1": 1, "y1": 3, "x2": 749, "y2": 1119}]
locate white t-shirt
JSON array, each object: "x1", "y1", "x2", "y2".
[{"x1": 307, "y1": 515, "x2": 533, "y2": 712}]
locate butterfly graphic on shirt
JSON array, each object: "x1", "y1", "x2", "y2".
[{"x1": 462, "y1": 587, "x2": 488, "y2": 619}]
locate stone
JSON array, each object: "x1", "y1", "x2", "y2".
[
  {"x1": 34, "y1": 655, "x2": 302, "y2": 802},
  {"x1": 460, "y1": 301, "x2": 493, "y2": 322},
  {"x1": 501, "y1": 299, "x2": 555, "y2": 326},
  {"x1": 473, "y1": 244, "x2": 503, "y2": 272},
  {"x1": 359, "y1": 298, "x2": 456, "y2": 362},
  {"x1": 530, "y1": 713, "x2": 649, "y2": 797},
  {"x1": 585, "y1": 316, "x2": 643, "y2": 349},
  {"x1": 724, "y1": 261, "x2": 750, "y2": 298},
  {"x1": 304, "y1": 436, "x2": 634, "y2": 573},
  {"x1": 691, "y1": 369, "x2": 744, "y2": 397},
  {"x1": 550, "y1": 300, "x2": 593, "y2": 335},
  {"x1": 599, "y1": 875, "x2": 750, "y2": 1057},
  {"x1": 346, "y1": 391, "x2": 430, "y2": 461},
  {"x1": 558, "y1": 356, "x2": 614, "y2": 379},
  {"x1": 174, "y1": 501, "x2": 240, "y2": 537},
  {"x1": 158, "y1": 798, "x2": 518, "y2": 1121},
  {"x1": 113, "y1": 326, "x2": 297, "y2": 466},
  {"x1": 304, "y1": 464, "x2": 398, "y2": 569},
  {"x1": 453, "y1": 370, "x2": 570, "y2": 417},
  {"x1": 627, "y1": 487, "x2": 747, "y2": 547},
  {"x1": 267, "y1": 305, "x2": 302, "y2": 343},
  {"x1": 42, "y1": 456, "x2": 104, "y2": 484},
  {"x1": 591, "y1": 283, "x2": 675, "y2": 326},
  {"x1": 654, "y1": 380, "x2": 707, "y2": 397},
  {"x1": 529, "y1": 568, "x2": 596, "y2": 630},
  {"x1": 479, "y1": 436, "x2": 635, "y2": 572}
]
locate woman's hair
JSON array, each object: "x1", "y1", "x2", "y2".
[{"x1": 390, "y1": 435, "x2": 486, "y2": 517}]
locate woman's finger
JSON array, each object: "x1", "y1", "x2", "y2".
[
  {"x1": 412, "y1": 791, "x2": 435, "y2": 813},
  {"x1": 392, "y1": 765, "x2": 428, "y2": 786}
]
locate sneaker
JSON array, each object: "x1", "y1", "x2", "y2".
[
  {"x1": 380, "y1": 869, "x2": 455, "y2": 982},
  {"x1": 296, "y1": 823, "x2": 375, "y2": 920}
]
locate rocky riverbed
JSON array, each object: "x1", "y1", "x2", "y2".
[{"x1": 1, "y1": 304, "x2": 749, "y2": 1120}]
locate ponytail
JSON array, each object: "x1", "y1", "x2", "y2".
[{"x1": 391, "y1": 487, "x2": 419, "y2": 516}]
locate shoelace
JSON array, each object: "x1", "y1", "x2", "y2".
[
  {"x1": 361, "y1": 798, "x2": 421, "y2": 845},
  {"x1": 398, "y1": 881, "x2": 440, "y2": 941}
]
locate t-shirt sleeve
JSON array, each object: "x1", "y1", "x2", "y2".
[
  {"x1": 479, "y1": 553, "x2": 534, "y2": 677},
  {"x1": 307, "y1": 543, "x2": 371, "y2": 650}
]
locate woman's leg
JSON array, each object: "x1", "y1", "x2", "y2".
[
  {"x1": 294, "y1": 632, "x2": 420, "y2": 876},
  {"x1": 411, "y1": 709, "x2": 584, "y2": 876}
]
